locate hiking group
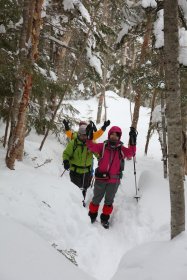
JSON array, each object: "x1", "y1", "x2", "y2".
[{"x1": 62, "y1": 119, "x2": 137, "y2": 229}]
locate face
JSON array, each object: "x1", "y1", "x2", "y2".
[
  {"x1": 109, "y1": 132, "x2": 120, "y2": 142},
  {"x1": 78, "y1": 134, "x2": 87, "y2": 142}
]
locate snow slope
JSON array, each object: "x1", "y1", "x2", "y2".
[{"x1": 0, "y1": 91, "x2": 186, "y2": 280}]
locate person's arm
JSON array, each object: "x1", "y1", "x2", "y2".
[
  {"x1": 121, "y1": 127, "x2": 137, "y2": 158},
  {"x1": 93, "y1": 129, "x2": 104, "y2": 140},
  {"x1": 92, "y1": 120, "x2": 110, "y2": 140},
  {"x1": 65, "y1": 130, "x2": 73, "y2": 139},
  {"x1": 121, "y1": 145, "x2": 136, "y2": 158},
  {"x1": 62, "y1": 140, "x2": 74, "y2": 161},
  {"x1": 86, "y1": 140, "x2": 103, "y2": 155},
  {"x1": 63, "y1": 119, "x2": 73, "y2": 140}
]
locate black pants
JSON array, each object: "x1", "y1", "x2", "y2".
[{"x1": 70, "y1": 171, "x2": 92, "y2": 190}]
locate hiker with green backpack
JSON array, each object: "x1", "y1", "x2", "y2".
[
  {"x1": 62, "y1": 125, "x2": 96, "y2": 206},
  {"x1": 85, "y1": 125, "x2": 137, "y2": 228}
]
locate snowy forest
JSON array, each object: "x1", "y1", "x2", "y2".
[{"x1": 0, "y1": 0, "x2": 187, "y2": 280}]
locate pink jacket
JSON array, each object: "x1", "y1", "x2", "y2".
[{"x1": 86, "y1": 126, "x2": 136, "y2": 183}]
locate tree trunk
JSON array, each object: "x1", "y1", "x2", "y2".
[
  {"x1": 131, "y1": 10, "x2": 154, "y2": 128},
  {"x1": 180, "y1": 66, "x2": 187, "y2": 176},
  {"x1": 6, "y1": 0, "x2": 44, "y2": 169},
  {"x1": 164, "y1": 0, "x2": 185, "y2": 239},
  {"x1": 96, "y1": 0, "x2": 108, "y2": 124},
  {"x1": 144, "y1": 88, "x2": 157, "y2": 155},
  {"x1": 160, "y1": 90, "x2": 168, "y2": 178},
  {"x1": 96, "y1": 93, "x2": 104, "y2": 124},
  {"x1": 6, "y1": 75, "x2": 32, "y2": 168},
  {"x1": 3, "y1": 98, "x2": 13, "y2": 148},
  {"x1": 131, "y1": 87, "x2": 141, "y2": 129}
]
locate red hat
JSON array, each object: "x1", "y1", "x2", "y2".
[{"x1": 79, "y1": 121, "x2": 87, "y2": 126}]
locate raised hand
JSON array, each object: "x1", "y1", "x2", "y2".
[
  {"x1": 101, "y1": 120, "x2": 110, "y2": 131},
  {"x1": 129, "y1": 127, "x2": 138, "y2": 146},
  {"x1": 86, "y1": 124, "x2": 94, "y2": 140},
  {"x1": 63, "y1": 119, "x2": 70, "y2": 131}
]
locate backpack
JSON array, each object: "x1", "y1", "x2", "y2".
[{"x1": 100, "y1": 140, "x2": 125, "y2": 179}]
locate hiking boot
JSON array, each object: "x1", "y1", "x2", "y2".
[
  {"x1": 100, "y1": 213, "x2": 110, "y2": 229},
  {"x1": 101, "y1": 220, "x2": 110, "y2": 229},
  {"x1": 88, "y1": 211, "x2": 97, "y2": 224},
  {"x1": 90, "y1": 217, "x2": 97, "y2": 223}
]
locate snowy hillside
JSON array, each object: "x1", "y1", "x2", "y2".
[{"x1": 0, "y1": 91, "x2": 187, "y2": 280}]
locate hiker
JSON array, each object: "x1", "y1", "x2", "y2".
[
  {"x1": 62, "y1": 119, "x2": 110, "y2": 141},
  {"x1": 62, "y1": 125, "x2": 96, "y2": 205},
  {"x1": 86, "y1": 125, "x2": 137, "y2": 228},
  {"x1": 63, "y1": 119, "x2": 110, "y2": 184}
]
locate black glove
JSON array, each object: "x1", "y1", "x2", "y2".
[
  {"x1": 86, "y1": 124, "x2": 94, "y2": 140},
  {"x1": 101, "y1": 120, "x2": 110, "y2": 131},
  {"x1": 129, "y1": 127, "x2": 138, "y2": 146},
  {"x1": 63, "y1": 160, "x2": 70, "y2": 170},
  {"x1": 90, "y1": 121, "x2": 97, "y2": 132},
  {"x1": 63, "y1": 119, "x2": 70, "y2": 131}
]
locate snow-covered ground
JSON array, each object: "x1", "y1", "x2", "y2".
[{"x1": 0, "y1": 91, "x2": 187, "y2": 280}]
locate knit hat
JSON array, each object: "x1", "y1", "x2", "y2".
[
  {"x1": 79, "y1": 121, "x2": 87, "y2": 126},
  {"x1": 78, "y1": 125, "x2": 87, "y2": 135}
]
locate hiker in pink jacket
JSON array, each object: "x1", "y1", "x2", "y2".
[{"x1": 86, "y1": 125, "x2": 137, "y2": 228}]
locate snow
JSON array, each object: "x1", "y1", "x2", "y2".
[
  {"x1": 141, "y1": 0, "x2": 157, "y2": 8},
  {"x1": 49, "y1": 70, "x2": 58, "y2": 81},
  {"x1": 63, "y1": 0, "x2": 76, "y2": 10},
  {"x1": 63, "y1": 0, "x2": 91, "y2": 23},
  {"x1": 0, "y1": 91, "x2": 187, "y2": 280},
  {"x1": 179, "y1": 0, "x2": 187, "y2": 20},
  {"x1": 0, "y1": 24, "x2": 6, "y2": 33},
  {"x1": 153, "y1": 9, "x2": 164, "y2": 49},
  {"x1": 86, "y1": 47, "x2": 102, "y2": 78},
  {"x1": 179, "y1": 28, "x2": 187, "y2": 66}
]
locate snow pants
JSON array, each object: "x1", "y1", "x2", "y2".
[
  {"x1": 89, "y1": 180, "x2": 120, "y2": 219},
  {"x1": 92, "y1": 180, "x2": 120, "y2": 206},
  {"x1": 70, "y1": 170, "x2": 92, "y2": 190}
]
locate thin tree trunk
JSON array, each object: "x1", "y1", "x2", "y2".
[
  {"x1": 3, "y1": 98, "x2": 13, "y2": 148},
  {"x1": 96, "y1": 93, "x2": 104, "y2": 124},
  {"x1": 131, "y1": 10, "x2": 154, "y2": 128},
  {"x1": 160, "y1": 90, "x2": 168, "y2": 178},
  {"x1": 96, "y1": 0, "x2": 108, "y2": 124},
  {"x1": 131, "y1": 87, "x2": 141, "y2": 129},
  {"x1": 96, "y1": 57, "x2": 107, "y2": 124},
  {"x1": 164, "y1": 0, "x2": 185, "y2": 239},
  {"x1": 144, "y1": 88, "x2": 157, "y2": 155}
]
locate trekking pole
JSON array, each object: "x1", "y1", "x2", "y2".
[
  {"x1": 133, "y1": 156, "x2": 140, "y2": 202},
  {"x1": 90, "y1": 176, "x2": 95, "y2": 188},
  {"x1": 81, "y1": 171, "x2": 87, "y2": 207},
  {"x1": 60, "y1": 169, "x2": 66, "y2": 177}
]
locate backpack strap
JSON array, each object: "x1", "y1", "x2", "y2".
[
  {"x1": 101, "y1": 140, "x2": 108, "y2": 159},
  {"x1": 73, "y1": 138, "x2": 78, "y2": 153}
]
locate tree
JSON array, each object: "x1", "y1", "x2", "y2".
[
  {"x1": 164, "y1": 0, "x2": 185, "y2": 239},
  {"x1": 6, "y1": 0, "x2": 44, "y2": 169}
]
